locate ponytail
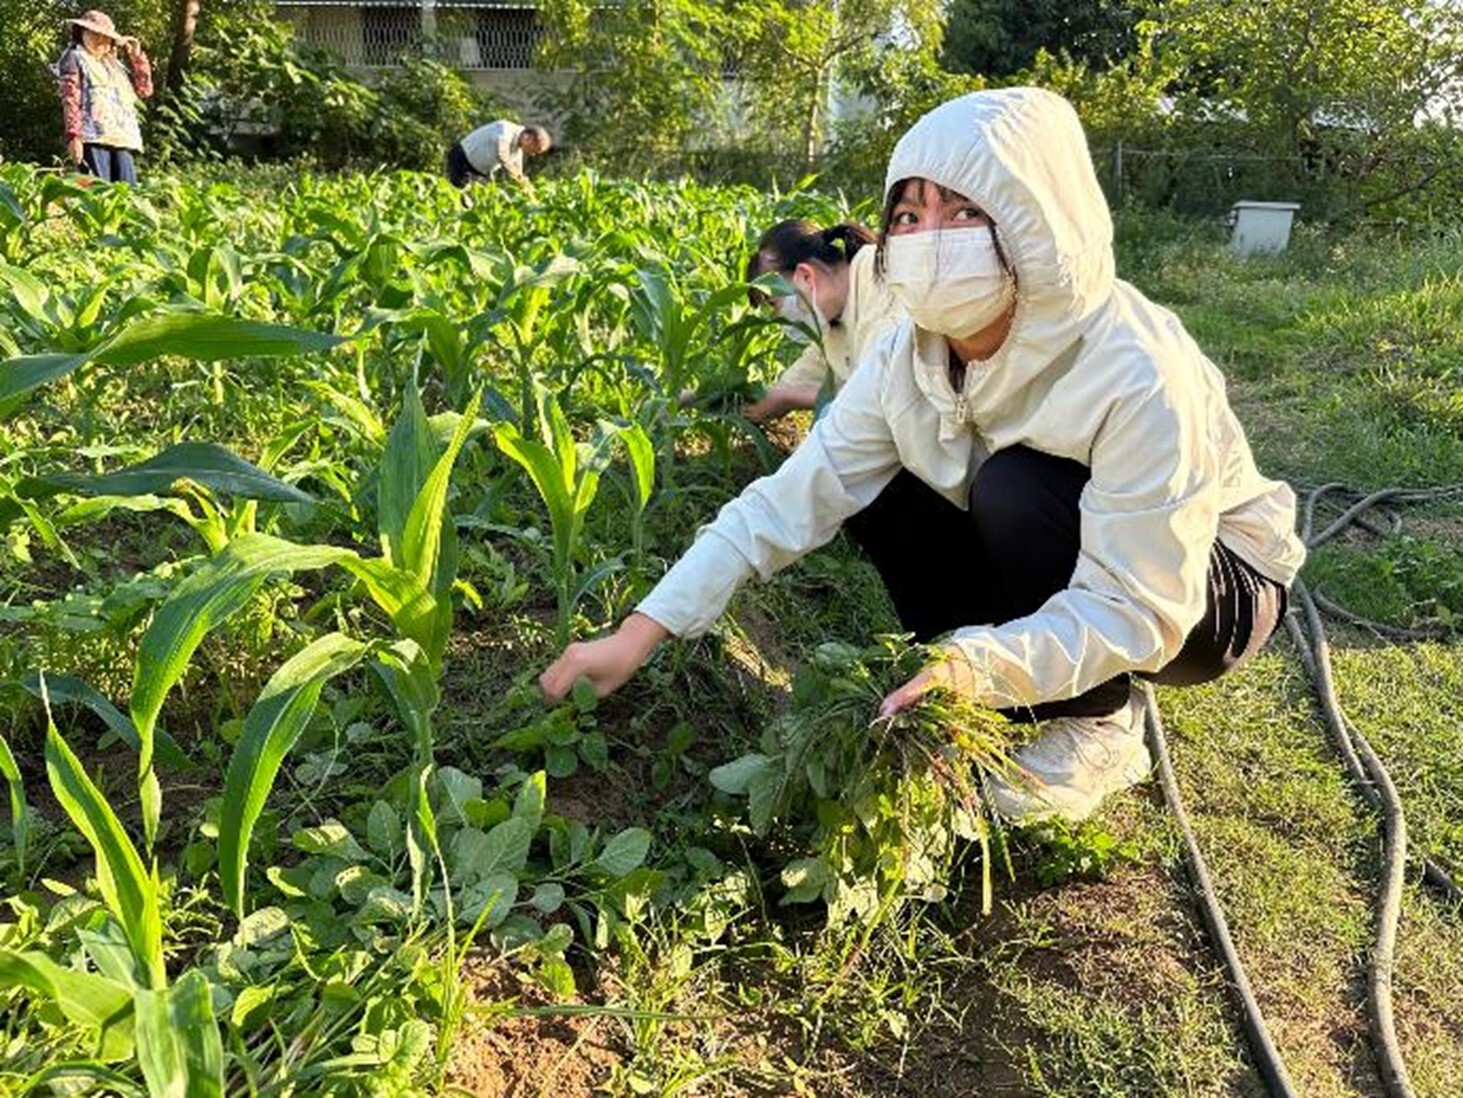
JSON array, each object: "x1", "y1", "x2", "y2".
[
  {"x1": 745, "y1": 218, "x2": 876, "y2": 283},
  {"x1": 817, "y1": 222, "x2": 876, "y2": 261}
]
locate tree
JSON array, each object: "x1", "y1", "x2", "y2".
[
  {"x1": 942, "y1": 0, "x2": 1140, "y2": 77},
  {"x1": 729, "y1": 0, "x2": 946, "y2": 170},
  {"x1": 534, "y1": 0, "x2": 734, "y2": 173},
  {"x1": 1148, "y1": 0, "x2": 1463, "y2": 211},
  {"x1": 165, "y1": 0, "x2": 201, "y2": 99}
]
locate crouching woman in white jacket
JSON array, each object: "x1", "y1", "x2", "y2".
[{"x1": 540, "y1": 88, "x2": 1307, "y2": 822}]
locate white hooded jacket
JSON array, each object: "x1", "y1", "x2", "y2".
[{"x1": 638, "y1": 88, "x2": 1307, "y2": 709}]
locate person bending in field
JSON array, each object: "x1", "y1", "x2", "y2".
[
  {"x1": 734, "y1": 219, "x2": 904, "y2": 424},
  {"x1": 56, "y1": 9, "x2": 153, "y2": 184},
  {"x1": 540, "y1": 88, "x2": 1305, "y2": 823},
  {"x1": 445, "y1": 120, "x2": 551, "y2": 195}
]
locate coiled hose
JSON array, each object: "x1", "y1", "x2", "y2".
[{"x1": 1145, "y1": 481, "x2": 1463, "y2": 1098}]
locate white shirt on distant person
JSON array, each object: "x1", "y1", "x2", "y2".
[{"x1": 460, "y1": 120, "x2": 526, "y2": 181}]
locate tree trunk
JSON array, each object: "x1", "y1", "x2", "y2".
[
  {"x1": 802, "y1": 86, "x2": 821, "y2": 171},
  {"x1": 802, "y1": 59, "x2": 833, "y2": 172},
  {"x1": 165, "y1": 0, "x2": 201, "y2": 99}
]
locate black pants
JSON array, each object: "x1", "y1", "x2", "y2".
[
  {"x1": 844, "y1": 447, "x2": 1288, "y2": 721},
  {"x1": 444, "y1": 142, "x2": 487, "y2": 189}
]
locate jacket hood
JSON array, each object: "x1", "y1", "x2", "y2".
[{"x1": 884, "y1": 87, "x2": 1116, "y2": 427}]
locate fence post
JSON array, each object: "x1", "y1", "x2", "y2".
[{"x1": 1111, "y1": 140, "x2": 1124, "y2": 205}]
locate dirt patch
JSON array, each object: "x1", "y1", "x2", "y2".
[{"x1": 445, "y1": 958, "x2": 625, "y2": 1098}]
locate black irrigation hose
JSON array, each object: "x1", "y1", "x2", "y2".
[
  {"x1": 1141, "y1": 682, "x2": 1300, "y2": 1098},
  {"x1": 1311, "y1": 588, "x2": 1447, "y2": 643},
  {"x1": 1290, "y1": 580, "x2": 1414, "y2": 1098},
  {"x1": 1279, "y1": 608, "x2": 1460, "y2": 906},
  {"x1": 1148, "y1": 481, "x2": 1463, "y2": 1098}
]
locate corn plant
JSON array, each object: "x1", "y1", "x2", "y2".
[
  {"x1": 628, "y1": 266, "x2": 754, "y2": 408},
  {"x1": 493, "y1": 387, "x2": 623, "y2": 645},
  {"x1": 141, "y1": 386, "x2": 485, "y2": 915},
  {"x1": 0, "y1": 681, "x2": 224, "y2": 1095},
  {"x1": 493, "y1": 252, "x2": 584, "y2": 420}
]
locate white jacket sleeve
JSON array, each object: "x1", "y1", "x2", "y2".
[
  {"x1": 637, "y1": 357, "x2": 902, "y2": 636},
  {"x1": 947, "y1": 382, "x2": 1221, "y2": 709}
]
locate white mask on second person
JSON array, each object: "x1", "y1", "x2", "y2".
[
  {"x1": 776, "y1": 283, "x2": 825, "y2": 344},
  {"x1": 883, "y1": 229, "x2": 1015, "y2": 339}
]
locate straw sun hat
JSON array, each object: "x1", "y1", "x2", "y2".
[{"x1": 68, "y1": 10, "x2": 124, "y2": 40}]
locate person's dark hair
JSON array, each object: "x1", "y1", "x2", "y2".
[
  {"x1": 876, "y1": 179, "x2": 1017, "y2": 285},
  {"x1": 523, "y1": 125, "x2": 552, "y2": 152},
  {"x1": 744, "y1": 219, "x2": 875, "y2": 305},
  {"x1": 70, "y1": 25, "x2": 86, "y2": 45}
]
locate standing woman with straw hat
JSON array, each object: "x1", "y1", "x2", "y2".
[{"x1": 56, "y1": 10, "x2": 153, "y2": 183}]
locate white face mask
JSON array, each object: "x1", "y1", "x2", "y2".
[
  {"x1": 775, "y1": 276, "x2": 826, "y2": 344},
  {"x1": 883, "y1": 229, "x2": 1015, "y2": 339}
]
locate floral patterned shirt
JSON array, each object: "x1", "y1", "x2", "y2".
[{"x1": 58, "y1": 45, "x2": 153, "y2": 151}]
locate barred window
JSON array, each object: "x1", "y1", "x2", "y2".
[
  {"x1": 473, "y1": 7, "x2": 538, "y2": 69},
  {"x1": 361, "y1": 5, "x2": 422, "y2": 66},
  {"x1": 277, "y1": 1, "x2": 541, "y2": 70}
]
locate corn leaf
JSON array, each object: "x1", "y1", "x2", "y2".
[
  {"x1": 0, "y1": 314, "x2": 343, "y2": 418},
  {"x1": 401, "y1": 389, "x2": 480, "y2": 629},
  {"x1": 134, "y1": 970, "x2": 223, "y2": 1098},
  {"x1": 31, "y1": 442, "x2": 314, "y2": 504},
  {"x1": 539, "y1": 389, "x2": 577, "y2": 484},
  {"x1": 130, "y1": 534, "x2": 358, "y2": 842},
  {"x1": 0, "y1": 352, "x2": 89, "y2": 417},
  {"x1": 493, "y1": 425, "x2": 573, "y2": 571},
  {"x1": 131, "y1": 534, "x2": 356, "y2": 770},
  {"x1": 378, "y1": 385, "x2": 440, "y2": 570},
  {"x1": 620, "y1": 422, "x2": 655, "y2": 512},
  {"x1": 219, "y1": 632, "x2": 372, "y2": 915},
  {"x1": 0, "y1": 261, "x2": 49, "y2": 320},
  {"x1": 14, "y1": 672, "x2": 190, "y2": 770},
  {"x1": 22, "y1": 1062, "x2": 145, "y2": 1095},
  {"x1": 43, "y1": 692, "x2": 165, "y2": 988},
  {"x1": 95, "y1": 312, "x2": 344, "y2": 367},
  {"x1": 0, "y1": 732, "x2": 29, "y2": 875},
  {"x1": 0, "y1": 949, "x2": 134, "y2": 1061},
  {"x1": 304, "y1": 380, "x2": 386, "y2": 445}
]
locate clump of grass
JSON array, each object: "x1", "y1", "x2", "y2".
[{"x1": 709, "y1": 636, "x2": 1017, "y2": 932}]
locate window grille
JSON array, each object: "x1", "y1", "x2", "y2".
[{"x1": 276, "y1": 1, "x2": 543, "y2": 71}]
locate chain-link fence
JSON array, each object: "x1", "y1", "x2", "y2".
[{"x1": 277, "y1": 1, "x2": 542, "y2": 70}]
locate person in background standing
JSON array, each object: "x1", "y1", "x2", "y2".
[
  {"x1": 446, "y1": 120, "x2": 552, "y2": 196},
  {"x1": 56, "y1": 9, "x2": 153, "y2": 184}
]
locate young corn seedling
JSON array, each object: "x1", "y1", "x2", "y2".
[
  {"x1": 493, "y1": 387, "x2": 620, "y2": 646},
  {"x1": 0, "y1": 679, "x2": 225, "y2": 1096},
  {"x1": 120, "y1": 386, "x2": 482, "y2": 917}
]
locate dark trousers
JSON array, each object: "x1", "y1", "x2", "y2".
[
  {"x1": 444, "y1": 142, "x2": 486, "y2": 189},
  {"x1": 845, "y1": 447, "x2": 1288, "y2": 721},
  {"x1": 83, "y1": 144, "x2": 137, "y2": 184}
]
